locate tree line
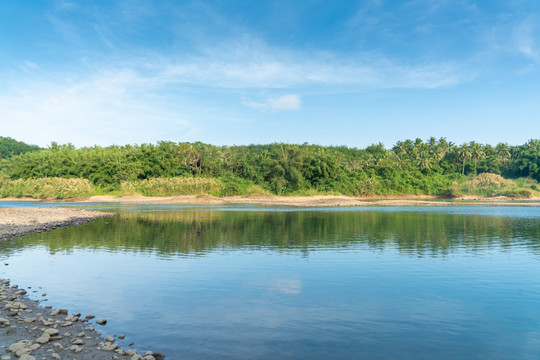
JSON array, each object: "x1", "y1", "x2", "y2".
[{"x1": 0, "y1": 137, "x2": 539, "y2": 195}]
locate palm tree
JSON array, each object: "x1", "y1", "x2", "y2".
[
  {"x1": 469, "y1": 141, "x2": 485, "y2": 174},
  {"x1": 496, "y1": 143, "x2": 511, "y2": 165},
  {"x1": 457, "y1": 144, "x2": 472, "y2": 175}
]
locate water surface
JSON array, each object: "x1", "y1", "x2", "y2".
[{"x1": 1, "y1": 204, "x2": 539, "y2": 359}]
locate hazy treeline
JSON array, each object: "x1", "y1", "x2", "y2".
[
  {"x1": 0, "y1": 137, "x2": 539, "y2": 197},
  {"x1": 0, "y1": 136, "x2": 40, "y2": 159}
]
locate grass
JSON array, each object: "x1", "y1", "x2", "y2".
[
  {"x1": 446, "y1": 173, "x2": 539, "y2": 198},
  {"x1": 119, "y1": 177, "x2": 224, "y2": 196},
  {"x1": 0, "y1": 173, "x2": 537, "y2": 200},
  {"x1": 0, "y1": 177, "x2": 96, "y2": 200}
]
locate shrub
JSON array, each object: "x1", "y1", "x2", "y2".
[
  {"x1": 0, "y1": 177, "x2": 95, "y2": 199},
  {"x1": 120, "y1": 177, "x2": 224, "y2": 196}
]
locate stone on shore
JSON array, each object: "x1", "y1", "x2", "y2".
[
  {"x1": 96, "y1": 318, "x2": 107, "y2": 325},
  {"x1": 18, "y1": 355, "x2": 35, "y2": 360},
  {"x1": 36, "y1": 332, "x2": 51, "y2": 344},
  {"x1": 8, "y1": 340, "x2": 32, "y2": 354}
]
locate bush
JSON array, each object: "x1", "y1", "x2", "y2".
[
  {"x1": 503, "y1": 188, "x2": 534, "y2": 198},
  {"x1": 120, "y1": 177, "x2": 224, "y2": 196},
  {"x1": 0, "y1": 178, "x2": 95, "y2": 199}
]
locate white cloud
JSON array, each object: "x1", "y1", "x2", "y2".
[
  {"x1": 243, "y1": 94, "x2": 301, "y2": 111},
  {"x1": 515, "y1": 18, "x2": 539, "y2": 62},
  {"x1": 0, "y1": 70, "x2": 193, "y2": 147},
  {"x1": 155, "y1": 40, "x2": 465, "y2": 89}
]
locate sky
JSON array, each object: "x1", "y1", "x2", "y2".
[{"x1": 1, "y1": 0, "x2": 540, "y2": 148}]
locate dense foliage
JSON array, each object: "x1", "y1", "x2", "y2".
[
  {"x1": 0, "y1": 137, "x2": 539, "y2": 197},
  {"x1": 0, "y1": 137, "x2": 41, "y2": 159}
]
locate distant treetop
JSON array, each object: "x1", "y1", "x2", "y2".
[{"x1": 0, "y1": 137, "x2": 41, "y2": 159}]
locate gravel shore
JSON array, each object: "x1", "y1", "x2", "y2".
[
  {"x1": 0, "y1": 208, "x2": 113, "y2": 242},
  {"x1": 0, "y1": 207, "x2": 165, "y2": 360}
]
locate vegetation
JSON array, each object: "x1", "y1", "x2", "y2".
[
  {"x1": 0, "y1": 177, "x2": 95, "y2": 199},
  {"x1": 0, "y1": 137, "x2": 41, "y2": 159},
  {"x1": 0, "y1": 137, "x2": 539, "y2": 199}
]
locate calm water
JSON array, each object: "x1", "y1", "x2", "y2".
[{"x1": 1, "y1": 203, "x2": 540, "y2": 359}]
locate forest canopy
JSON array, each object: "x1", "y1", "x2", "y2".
[{"x1": 0, "y1": 137, "x2": 539, "y2": 198}]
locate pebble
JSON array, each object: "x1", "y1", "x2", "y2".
[
  {"x1": 8, "y1": 340, "x2": 31, "y2": 353},
  {"x1": 45, "y1": 328, "x2": 59, "y2": 336},
  {"x1": 96, "y1": 318, "x2": 107, "y2": 325},
  {"x1": 18, "y1": 355, "x2": 35, "y2": 360},
  {"x1": 0, "y1": 317, "x2": 10, "y2": 327},
  {"x1": 118, "y1": 334, "x2": 125, "y2": 339},
  {"x1": 36, "y1": 332, "x2": 51, "y2": 344}
]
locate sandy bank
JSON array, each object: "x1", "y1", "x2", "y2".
[
  {"x1": 0, "y1": 207, "x2": 114, "y2": 241},
  {"x1": 82, "y1": 194, "x2": 540, "y2": 207}
]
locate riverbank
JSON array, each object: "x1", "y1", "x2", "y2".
[
  {"x1": 0, "y1": 207, "x2": 164, "y2": 359},
  {"x1": 0, "y1": 207, "x2": 113, "y2": 241},
  {"x1": 78, "y1": 194, "x2": 540, "y2": 207}
]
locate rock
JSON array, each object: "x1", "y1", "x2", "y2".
[
  {"x1": 8, "y1": 340, "x2": 31, "y2": 353},
  {"x1": 29, "y1": 344, "x2": 40, "y2": 351},
  {"x1": 0, "y1": 317, "x2": 10, "y2": 327},
  {"x1": 96, "y1": 318, "x2": 107, "y2": 325},
  {"x1": 72, "y1": 339, "x2": 85, "y2": 345},
  {"x1": 131, "y1": 355, "x2": 144, "y2": 360},
  {"x1": 51, "y1": 353, "x2": 60, "y2": 360},
  {"x1": 15, "y1": 289, "x2": 27, "y2": 295},
  {"x1": 44, "y1": 328, "x2": 59, "y2": 336},
  {"x1": 18, "y1": 356, "x2": 35, "y2": 360},
  {"x1": 106, "y1": 335, "x2": 115, "y2": 342},
  {"x1": 103, "y1": 344, "x2": 119, "y2": 351},
  {"x1": 153, "y1": 352, "x2": 166, "y2": 360},
  {"x1": 126, "y1": 350, "x2": 137, "y2": 356},
  {"x1": 15, "y1": 348, "x2": 32, "y2": 357},
  {"x1": 60, "y1": 321, "x2": 72, "y2": 327},
  {"x1": 57, "y1": 309, "x2": 68, "y2": 315},
  {"x1": 36, "y1": 333, "x2": 51, "y2": 344},
  {"x1": 85, "y1": 314, "x2": 95, "y2": 320},
  {"x1": 144, "y1": 356, "x2": 156, "y2": 360},
  {"x1": 118, "y1": 334, "x2": 125, "y2": 340},
  {"x1": 50, "y1": 310, "x2": 59, "y2": 316},
  {"x1": 145, "y1": 351, "x2": 153, "y2": 355},
  {"x1": 23, "y1": 317, "x2": 37, "y2": 323}
]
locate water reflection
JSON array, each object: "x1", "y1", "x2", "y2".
[
  {"x1": 2, "y1": 208, "x2": 540, "y2": 258},
  {"x1": 1, "y1": 207, "x2": 540, "y2": 359}
]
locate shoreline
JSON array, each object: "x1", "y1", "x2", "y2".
[
  {"x1": 0, "y1": 207, "x2": 164, "y2": 360},
  {"x1": 2, "y1": 194, "x2": 539, "y2": 207}
]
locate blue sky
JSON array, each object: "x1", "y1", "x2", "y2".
[{"x1": 1, "y1": 0, "x2": 540, "y2": 148}]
